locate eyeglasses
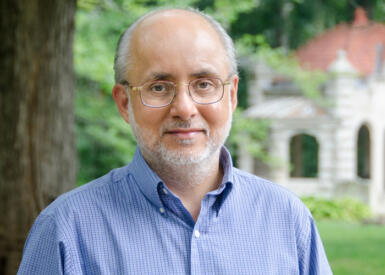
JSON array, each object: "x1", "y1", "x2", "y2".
[{"x1": 122, "y1": 77, "x2": 231, "y2": 108}]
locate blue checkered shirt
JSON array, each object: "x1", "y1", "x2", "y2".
[{"x1": 18, "y1": 147, "x2": 332, "y2": 274}]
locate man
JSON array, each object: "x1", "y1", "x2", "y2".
[{"x1": 18, "y1": 8, "x2": 332, "y2": 274}]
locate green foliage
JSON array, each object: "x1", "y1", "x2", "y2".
[
  {"x1": 209, "y1": 0, "x2": 255, "y2": 28},
  {"x1": 302, "y1": 197, "x2": 371, "y2": 222},
  {"x1": 75, "y1": 9, "x2": 134, "y2": 91},
  {"x1": 227, "y1": 109, "x2": 270, "y2": 163},
  {"x1": 74, "y1": 7, "x2": 139, "y2": 185},
  {"x1": 75, "y1": 77, "x2": 137, "y2": 185},
  {"x1": 230, "y1": 0, "x2": 385, "y2": 49}
]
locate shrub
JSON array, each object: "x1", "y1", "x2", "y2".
[{"x1": 301, "y1": 196, "x2": 371, "y2": 222}]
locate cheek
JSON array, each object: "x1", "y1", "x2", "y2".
[
  {"x1": 131, "y1": 97, "x2": 168, "y2": 131},
  {"x1": 200, "y1": 101, "x2": 231, "y2": 129},
  {"x1": 137, "y1": 110, "x2": 167, "y2": 131}
]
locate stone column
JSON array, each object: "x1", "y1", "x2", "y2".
[
  {"x1": 369, "y1": 123, "x2": 385, "y2": 214},
  {"x1": 269, "y1": 126, "x2": 290, "y2": 187},
  {"x1": 238, "y1": 135, "x2": 254, "y2": 173}
]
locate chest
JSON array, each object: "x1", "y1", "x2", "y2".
[{"x1": 67, "y1": 207, "x2": 300, "y2": 275}]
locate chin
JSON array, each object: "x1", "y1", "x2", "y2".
[
  {"x1": 174, "y1": 139, "x2": 195, "y2": 145},
  {"x1": 157, "y1": 143, "x2": 215, "y2": 166}
]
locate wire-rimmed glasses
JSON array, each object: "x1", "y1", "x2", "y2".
[{"x1": 122, "y1": 77, "x2": 231, "y2": 108}]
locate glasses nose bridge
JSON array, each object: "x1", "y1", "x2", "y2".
[
  {"x1": 174, "y1": 81, "x2": 190, "y2": 91},
  {"x1": 171, "y1": 80, "x2": 197, "y2": 105},
  {"x1": 174, "y1": 81, "x2": 193, "y2": 98}
]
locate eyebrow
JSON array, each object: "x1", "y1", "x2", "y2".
[
  {"x1": 144, "y1": 70, "x2": 222, "y2": 83},
  {"x1": 190, "y1": 70, "x2": 221, "y2": 79},
  {"x1": 146, "y1": 72, "x2": 174, "y2": 82}
]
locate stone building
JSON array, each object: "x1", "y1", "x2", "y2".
[{"x1": 240, "y1": 8, "x2": 385, "y2": 215}]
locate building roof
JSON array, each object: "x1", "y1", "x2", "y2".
[
  {"x1": 296, "y1": 7, "x2": 385, "y2": 76},
  {"x1": 244, "y1": 97, "x2": 329, "y2": 119}
]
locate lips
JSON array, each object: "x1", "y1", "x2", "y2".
[{"x1": 165, "y1": 128, "x2": 205, "y2": 139}]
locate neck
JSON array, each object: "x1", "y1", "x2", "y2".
[{"x1": 143, "y1": 149, "x2": 224, "y2": 220}]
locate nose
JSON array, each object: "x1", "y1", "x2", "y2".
[{"x1": 169, "y1": 84, "x2": 198, "y2": 120}]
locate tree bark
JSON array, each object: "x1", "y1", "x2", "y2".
[{"x1": 0, "y1": 1, "x2": 76, "y2": 274}]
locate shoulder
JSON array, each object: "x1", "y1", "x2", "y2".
[
  {"x1": 18, "y1": 163, "x2": 139, "y2": 272},
  {"x1": 232, "y1": 168, "x2": 303, "y2": 202},
  {"x1": 39, "y1": 163, "x2": 134, "y2": 221},
  {"x1": 231, "y1": 168, "x2": 320, "y2": 252},
  {"x1": 231, "y1": 168, "x2": 311, "y2": 218}
]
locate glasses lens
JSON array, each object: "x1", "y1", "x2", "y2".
[
  {"x1": 141, "y1": 81, "x2": 175, "y2": 107},
  {"x1": 189, "y1": 78, "x2": 223, "y2": 104}
]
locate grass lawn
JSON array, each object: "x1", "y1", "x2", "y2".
[{"x1": 317, "y1": 221, "x2": 385, "y2": 275}]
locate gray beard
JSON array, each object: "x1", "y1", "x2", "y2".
[{"x1": 127, "y1": 102, "x2": 232, "y2": 168}]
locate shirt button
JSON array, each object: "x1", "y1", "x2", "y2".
[
  {"x1": 194, "y1": 230, "x2": 200, "y2": 238},
  {"x1": 159, "y1": 207, "x2": 165, "y2": 214},
  {"x1": 162, "y1": 188, "x2": 168, "y2": 195}
]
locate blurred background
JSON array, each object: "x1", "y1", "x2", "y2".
[{"x1": 1, "y1": 0, "x2": 385, "y2": 274}]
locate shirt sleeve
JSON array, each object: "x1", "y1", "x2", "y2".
[
  {"x1": 297, "y1": 213, "x2": 333, "y2": 275},
  {"x1": 17, "y1": 214, "x2": 71, "y2": 275}
]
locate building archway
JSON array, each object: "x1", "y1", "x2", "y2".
[
  {"x1": 357, "y1": 125, "x2": 371, "y2": 179},
  {"x1": 289, "y1": 133, "x2": 319, "y2": 178}
]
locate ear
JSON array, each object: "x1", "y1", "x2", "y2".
[
  {"x1": 112, "y1": 84, "x2": 130, "y2": 124},
  {"x1": 230, "y1": 75, "x2": 239, "y2": 113}
]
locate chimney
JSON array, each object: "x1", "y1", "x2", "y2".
[{"x1": 352, "y1": 7, "x2": 369, "y2": 27}]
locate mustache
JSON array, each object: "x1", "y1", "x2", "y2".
[{"x1": 161, "y1": 120, "x2": 209, "y2": 134}]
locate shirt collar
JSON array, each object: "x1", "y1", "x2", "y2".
[
  {"x1": 129, "y1": 147, "x2": 164, "y2": 209},
  {"x1": 219, "y1": 146, "x2": 234, "y2": 189},
  {"x1": 128, "y1": 146, "x2": 234, "y2": 209}
]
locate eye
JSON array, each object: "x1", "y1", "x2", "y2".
[
  {"x1": 195, "y1": 79, "x2": 215, "y2": 90},
  {"x1": 150, "y1": 83, "x2": 166, "y2": 93}
]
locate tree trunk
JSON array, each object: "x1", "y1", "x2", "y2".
[{"x1": 0, "y1": 1, "x2": 76, "y2": 274}]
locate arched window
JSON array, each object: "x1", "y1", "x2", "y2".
[
  {"x1": 357, "y1": 125, "x2": 371, "y2": 179},
  {"x1": 289, "y1": 134, "x2": 319, "y2": 178}
]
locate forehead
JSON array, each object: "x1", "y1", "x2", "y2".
[{"x1": 127, "y1": 10, "x2": 229, "y2": 82}]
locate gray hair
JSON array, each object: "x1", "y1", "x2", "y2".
[{"x1": 113, "y1": 8, "x2": 238, "y2": 84}]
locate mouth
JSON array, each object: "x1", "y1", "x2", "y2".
[{"x1": 164, "y1": 128, "x2": 206, "y2": 139}]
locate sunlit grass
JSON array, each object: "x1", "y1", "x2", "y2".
[{"x1": 317, "y1": 221, "x2": 385, "y2": 275}]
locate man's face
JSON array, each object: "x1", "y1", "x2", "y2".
[{"x1": 123, "y1": 11, "x2": 238, "y2": 166}]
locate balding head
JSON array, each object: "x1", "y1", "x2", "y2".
[{"x1": 113, "y1": 8, "x2": 237, "y2": 84}]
